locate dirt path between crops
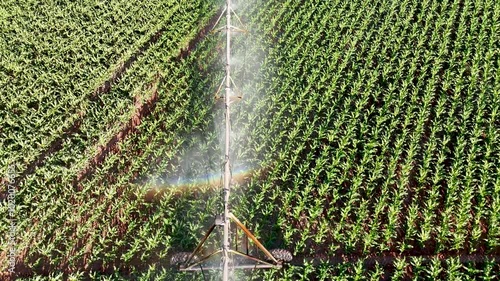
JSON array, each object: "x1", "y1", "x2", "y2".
[
  {"x1": 72, "y1": 9, "x2": 222, "y2": 189},
  {"x1": 6, "y1": 28, "x2": 165, "y2": 194},
  {"x1": 0, "y1": 10, "x2": 222, "y2": 280},
  {"x1": 4, "y1": 9, "x2": 222, "y2": 197}
]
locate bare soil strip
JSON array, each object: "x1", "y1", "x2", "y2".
[
  {"x1": 6, "y1": 28, "x2": 166, "y2": 194},
  {"x1": 72, "y1": 73, "x2": 161, "y2": 190},
  {"x1": 72, "y1": 10, "x2": 221, "y2": 189},
  {"x1": 0, "y1": 10, "x2": 223, "y2": 279}
]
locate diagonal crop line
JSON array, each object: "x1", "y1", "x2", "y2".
[
  {"x1": 9, "y1": 27, "x2": 167, "y2": 191},
  {"x1": 92, "y1": 28, "x2": 166, "y2": 98},
  {"x1": 72, "y1": 9, "x2": 223, "y2": 190},
  {"x1": 72, "y1": 73, "x2": 162, "y2": 189},
  {"x1": 0, "y1": 12, "x2": 224, "y2": 276},
  {"x1": 0, "y1": 10, "x2": 224, "y2": 278}
]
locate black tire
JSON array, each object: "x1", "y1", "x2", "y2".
[
  {"x1": 268, "y1": 249, "x2": 293, "y2": 262},
  {"x1": 170, "y1": 252, "x2": 198, "y2": 266}
]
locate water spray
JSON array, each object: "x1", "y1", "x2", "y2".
[{"x1": 171, "y1": 1, "x2": 292, "y2": 279}]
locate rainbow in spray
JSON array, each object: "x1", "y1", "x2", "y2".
[{"x1": 144, "y1": 164, "x2": 264, "y2": 201}]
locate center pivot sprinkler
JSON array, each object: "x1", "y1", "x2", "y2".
[{"x1": 171, "y1": 0, "x2": 292, "y2": 279}]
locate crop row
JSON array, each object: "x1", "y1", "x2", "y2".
[
  {"x1": 13, "y1": 256, "x2": 500, "y2": 280},
  {"x1": 2, "y1": 0, "x2": 499, "y2": 279},
  {"x1": 0, "y1": 0, "x2": 201, "y2": 178},
  {"x1": 228, "y1": 0, "x2": 500, "y2": 265},
  {"x1": 0, "y1": 0, "x2": 218, "y2": 275}
]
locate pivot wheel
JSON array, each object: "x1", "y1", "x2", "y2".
[
  {"x1": 268, "y1": 249, "x2": 293, "y2": 263},
  {"x1": 170, "y1": 252, "x2": 198, "y2": 266}
]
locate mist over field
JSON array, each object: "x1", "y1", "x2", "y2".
[{"x1": 1, "y1": 0, "x2": 499, "y2": 280}]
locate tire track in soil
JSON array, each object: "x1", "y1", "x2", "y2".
[
  {"x1": 0, "y1": 10, "x2": 222, "y2": 280},
  {"x1": 71, "y1": 9, "x2": 222, "y2": 190},
  {"x1": 0, "y1": 26, "x2": 167, "y2": 279},
  {"x1": 66, "y1": 11, "x2": 221, "y2": 275},
  {"x1": 5, "y1": 28, "x2": 166, "y2": 196},
  {"x1": 71, "y1": 73, "x2": 161, "y2": 190}
]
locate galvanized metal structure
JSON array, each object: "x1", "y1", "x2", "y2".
[{"x1": 174, "y1": 1, "x2": 287, "y2": 280}]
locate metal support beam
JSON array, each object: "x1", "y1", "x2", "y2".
[
  {"x1": 222, "y1": 0, "x2": 232, "y2": 280},
  {"x1": 229, "y1": 213, "x2": 278, "y2": 264},
  {"x1": 174, "y1": 1, "x2": 287, "y2": 279},
  {"x1": 187, "y1": 224, "x2": 216, "y2": 265},
  {"x1": 181, "y1": 264, "x2": 278, "y2": 271}
]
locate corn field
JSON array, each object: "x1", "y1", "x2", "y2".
[{"x1": 1, "y1": 0, "x2": 499, "y2": 280}]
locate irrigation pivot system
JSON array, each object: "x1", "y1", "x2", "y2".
[{"x1": 170, "y1": 0, "x2": 292, "y2": 279}]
